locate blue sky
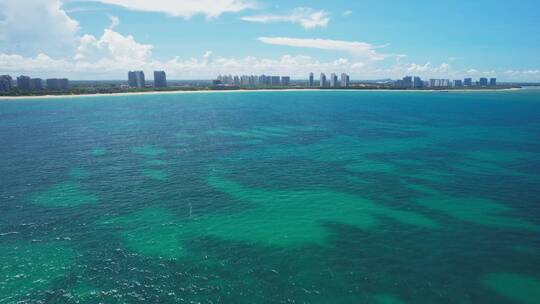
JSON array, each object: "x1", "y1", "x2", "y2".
[{"x1": 0, "y1": 0, "x2": 539, "y2": 80}]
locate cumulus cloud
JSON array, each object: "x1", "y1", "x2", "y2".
[
  {"x1": 0, "y1": 53, "x2": 72, "y2": 76},
  {"x1": 0, "y1": 0, "x2": 80, "y2": 57},
  {"x1": 74, "y1": 29, "x2": 153, "y2": 63},
  {"x1": 257, "y1": 37, "x2": 394, "y2": 61},
  {"x1": 94, "y1": 0, "x2": 256, "y2": 19},
  {"x1": 242, "y1": 8, "x2": 329, "y2": 29},
  {"x1": 3, "y1": 49, "x2": 539, "y2": 81}
]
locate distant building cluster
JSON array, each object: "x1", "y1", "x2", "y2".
[
  {"x1": 394, "y1": 76, "x2": 497, "y2": 88},
  {"x1": 310, "y1": 72, "x2": 350, "y2": 88},
  {"x1": 213, "y1": 75, "x2": 291, "y2": 87},
  {"x1": 0, "y1": 75, "x2": 13, "y2": 91},
  {"x1": 127, "y1": 70, "x2": 168, "y2": 88},
  {"x1": 0, "y1": 74, "x2": 68, "y2": 92},
  {"x1": 46, "y1": 78, "x2": 69, "y2": 91}
]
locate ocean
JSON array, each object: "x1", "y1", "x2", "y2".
[{"x1": 0, "y1": 89, "x2": 539, "y2": 303}]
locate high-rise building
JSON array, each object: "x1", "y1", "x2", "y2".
[
  {"x1": 330, "y1": 73, "x2": 338, "y2": 87},
  {"x1": 479, "y1": 77, "x2": 488, "y2": 86},
  {"x1": 403, "y1": 76, "x2": 413, "y2": 88},
  {"x1": 429, "y1": 79, "x2": 450, "y2": 88},
  {"x1": 453, "y1": 80, "x2": 463, "y2": 87},
  {"x1": 17, "y1": 75, "x2": 31, "y2": 90},
  {"x1": 46, "y1": 78, "x2": 69, "y2": 90},
  {"x1": 490, "y1": 78, "x2": 497, "y2": 86},
  {"x1": 259, "y1": 75, "x2": 271, "y2": 86},
  {"x1": 0, "y1": 75, "x2": 12, "y2": 92},
  {"x1": 240, "y1": 75, "x2": 250, "y2": 87},
  {"x1": 128, "y1": 71, "x2": 137, "y2": 87},
  {"x1": 320, "y1": 73, "x2": 327, "y2": 87},
  {"x1": 153, "y1": 71, "x2": 167, "y2": 88},
  {"x1": 29, "y1": 78, "x2": 43, "y2": 90},
  {"x1": 128, "y1": 71, "x2": 145, "y2": 88},
  {"x1": 441, "y1": 79, "x2": 450, "y2": 87},
  {"x1": 281, "y1": 76, "x2": 290, "y2": 86},
  {"x1": 216, "y1": 75, "x2": 224, "y2": 84},
  {"x1": 221, "y1": 75, "x2": 234, "y2": 85},
  {"x1": 413, "y1": 76, "x2": 423, "y2": 88},
  {"x1": 395, "y1": 76, "x2": 413, "y2": 88},
  {"x1": 250, "y1": 75, "x2": 258, "y2": 86},
  {"x1": 216, "y1": 75, "x2": 223, "y2": 84},
  {"x1": 271, "y1": 76, "x2": 281, "y2": 86},
  {"x1": 309, "y1": 73, "x2": 314, "y2": 87},
  {"x1": 464, "y1": 78, "x2": 473, "y2": 86},
  {"x1": 341, "y1": 73, "x2": 350, "y2": 87}
]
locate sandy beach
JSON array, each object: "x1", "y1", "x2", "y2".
[{"x1": 0, "y1": 87, "x2": 523, "y2": 100}]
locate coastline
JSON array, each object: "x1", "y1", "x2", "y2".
[{"x1": 0, "y1": 87, "x2": 523, "y2": 100}]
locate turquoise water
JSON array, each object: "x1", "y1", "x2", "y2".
[{"x1": 0, "y1": 90, "x2": 539, "y2": 303}]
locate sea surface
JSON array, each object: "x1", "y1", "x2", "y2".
[{"x1": 0, "y1": 89, "x2": 539, "y2": 303}]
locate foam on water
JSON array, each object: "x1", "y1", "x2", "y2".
[{"x1": 0, "y1": 242, "x2": 74, "y2": 303}]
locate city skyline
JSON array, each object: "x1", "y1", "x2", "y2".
[{"x1": 0, "y1": 1, "x2": 539, "y2": 81}]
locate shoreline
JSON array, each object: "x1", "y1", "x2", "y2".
[{"x1": 0, "y1": 87, "x2": 524, "y2": 100}]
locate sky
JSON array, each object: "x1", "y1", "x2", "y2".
[{"x1": 0, "y1": 0, "x2": 539, "y2": 81}]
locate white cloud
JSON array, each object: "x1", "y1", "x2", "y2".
[
  {"x1": 257, "y1": 37, "x2": 393, "y2": 61},
  {"x1": 504, "y1": 70, "x2": 540, "y2": 76},
  {"x1": 242, "y1": 8, "x2": 329, "y2": 29},
  {"x1": 343, "y1": 10, "x2": 353, "y2": 16},
  {"x1": 75, "y1": 29, "x2": 153, "y2": 63},
  {"x1": 0, "y1": 0, "x2": 80, "y2": 57},
  {"x1": 0, "y1": 51, "x2": 366, "y2": 79},
  {"x1": 463, "y1": 68, "x2": 497, "y2": 77},
  {"x1": 0, "y1": 53, "x2": 72, "y2": 76},
  {"x1": 2, "y1": 49, "x2": 539, "y2": 81},
  {"x1": 385, "y1": 62, "x2": 456, "y2": 78},
  {"x1": 94, "y1": 0, "x2": 256, "y2": 19},
  {"x1": 108, "y1": 15, "x2": 120, "y2": 29}
]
